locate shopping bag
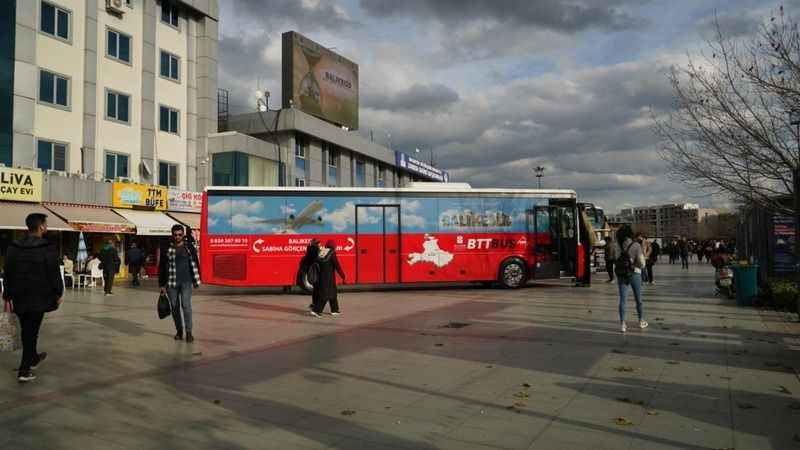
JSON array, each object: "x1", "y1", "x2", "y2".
[
  {"x1": 0, "y1": 302, "x2": 21, "y2": 352},
  {"x1": 157, "y1": 293, "x2": 172, "y2": 320}
]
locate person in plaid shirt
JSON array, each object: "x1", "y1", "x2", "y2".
[{"x1": 159, "y1": 225, "x2": 200, "y2": 343}]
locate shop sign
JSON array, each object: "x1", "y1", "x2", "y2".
[
  {"x1": 0, "y1": 167, "x2": 43, "y2": 203},
  {"x1": 112, "y1": 182, "x2": 167, "y2": 210},
  {"x1": 395, "y1": 152, "x2": 449, "y2": 182},
  {"x1": 772, "y1": 214, "x2": 797, "y2": 273},
  {"x1": 168, "y1": 188, "x2": 202, "y2": 213},
  {"x1": 70, "y1": 222, "x2": 136, "y2": 234}
]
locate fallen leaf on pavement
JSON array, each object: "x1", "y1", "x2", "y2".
[
  {"x1": 611, "y1": 349, "x2": 627, "y2": 354},
  {"x1": 513, "y1": 401, "x2": 527, "y2": 408},
  {"x1": 778, "y1": 385, "x2": 793, "y2": 395},
  {"x1": 646, "y1": 410, "x2": 658, "y2": 416},
  {"x1": 616, "y1": 397, "x2": 645, "y2": 406},
  {"x1": 614, "y1": 417, "x2": 634, "y2": 426},
  {"x1": 513, "y1": 392, "x2": 530, "y2": 399},
  {"x1": 341, "y1": 409, "x2": 356, "y2": 416},
  {"x1": 614, "y1": 366, "x2": 635, "y2": 372},
  {"x1": 522, "y1": 383, "x2": 531, "y2": 388}
]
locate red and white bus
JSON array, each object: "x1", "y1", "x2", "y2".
[{"x1": 200, "y1": 184, "x2": 584, "y2": 289}]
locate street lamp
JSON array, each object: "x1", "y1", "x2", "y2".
[
  {"x1": 255, "y1": 90, "x2": 283, "y2": 186},
  {"x1": 534, "y1": 166, "x2": 545, "y2": 189}
]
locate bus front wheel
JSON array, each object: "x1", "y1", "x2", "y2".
[{"x1": 499, "y1": 258, "x2": 527, "y2": 289}]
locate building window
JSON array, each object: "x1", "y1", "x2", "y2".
[
  {"x1": 158, "y1": 161, "x2": 178, "y2": 187},
  {"x1": 37, "y1": 139, "x2": 67, "y2": 171},
  {"x1": 38, "y1": 69, "x2": 69, "y2": 108},
  {"x1": 161, "y1": 1, "x2": 179, "y2": 28},
  {"x1": 105, "y1": 152, "x2": 129, "y2": 179},
  {"x1": 376, "y1": 165, "x2": 385, "y2": 188},
  {"x1": 40, "y1": 1, "x2": 70, "y2": 41},
  {"x1": 106, "y1": 90, "x2": 130, "y2": 124},
  {"x1": 159, "y1": 50, "x2": 180, "y2": 81},
  {"x1": 107, "y1": 29, "x2": 131, "y2": 63},
  {"x1": 327, "y1": 147, "x2": 338, "y2": 187},
  {"x1": 212, "y1": 152, "x2": 249, "y2": 186},
  {"x1": 159, "y1": 105, "x2": 179, "y2": 134},
  {"x1": 295, "y1": 137, "x2": 307, "y2": 187},
  {"x1": 354, "y1": 160, "x2": 366, "y2": 187}
]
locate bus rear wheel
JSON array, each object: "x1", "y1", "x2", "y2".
[{"x1": 499, "y1": 258, "x2": 527, "y2": 289}]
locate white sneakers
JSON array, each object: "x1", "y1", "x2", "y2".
[
  {"x1": 309, "y1": 311, "x2": 321, "y2": 318},
  {"x1": 620, "y1": 321, "x2": 648, "y2": 332}
]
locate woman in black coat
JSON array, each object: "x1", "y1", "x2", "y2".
[{"x1": 310, "y1": 240, "x2": 346, "y2": 317}]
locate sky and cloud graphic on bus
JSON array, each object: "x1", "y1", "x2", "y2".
[{"x1": 207, "y1": 195, "x2": 548, "y2": 235}]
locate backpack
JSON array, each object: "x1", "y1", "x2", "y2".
[
  {"x1": 306, "y1": 262, "x2": 320, "y2": 286},
  {"x1": 614, "y1": 241, "x2": 635, "y2": 283}
]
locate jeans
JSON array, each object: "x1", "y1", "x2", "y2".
[
  {"x1": 618, "y1": 272, "x2": 643, "y2": 323},
  {"x1": 167, "y1": 282, "x2": 193, "y2": 333},
  {"x1": 16, "y1": 311, "x2": 44, "y2": 372},
  {"x1": 104, "y1": 272, "x2": 115, "y2": 294},
  {"x1": 681, "y1": 256, "x2": 689, "y2": 269}
]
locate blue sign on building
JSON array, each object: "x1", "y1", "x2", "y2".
[{"x1": 396, "y1": 152, "x2": 449, "y2": 182}]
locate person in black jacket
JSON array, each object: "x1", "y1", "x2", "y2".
[
  {"x1": 310, "y1": 240, "x2": 346, "y2": 317},
  {"x1": 2, "y1": 213, "x2": 64, "y2": 383},
  {"x1": 159, "y1": 224, "x2": 201, "y2": 343},
  {"x1": 99, "y1": 240, "x2": 121, "y2": 296},
  {"x1": 297, "y1": 238, "x2": 320, "y2": 309},
  {"x1": 125, "y1": 242, "x2": 145, "y2": 287}
]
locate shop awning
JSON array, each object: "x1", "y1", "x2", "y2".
[
  {"x1": 42, "y1": 203, "x2": 134, "y2": 233},
  {"x1": 0, "y1": 202, "x2": 73, "y2": 231},
  {"x1": 112, "y1": 209, "x2": 180, "y2": 236},
  {"x1": 166, "y1": 212, "x2": 201, "y2": 231}
]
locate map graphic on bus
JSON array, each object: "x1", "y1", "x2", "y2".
[{"x1": 407, "y1": 234, "x2": 454, "y2": 268}]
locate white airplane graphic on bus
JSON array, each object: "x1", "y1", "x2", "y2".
[{"x1": 253, "y1": 200, "x2": 325, "y2": 233}]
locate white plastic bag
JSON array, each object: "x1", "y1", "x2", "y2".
[{"x1": 0, "y1": 303, "x2": 21, "y2": 352}]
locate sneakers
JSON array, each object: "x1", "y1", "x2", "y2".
[
  {"x1": 331, "y1": 312, "x2": 341, "y2": 316},
  {"x1": 186, "y1": 332, "x2": 194, "y2": 343},
  {"x1": 17, "y1": 371, "x2": 36, "y2": 383},
  {"x1": 31, "y1": 352, "x2": 47, "y2": 370},
  {"x1": 621, "y1": 322, "x2": 627, "y2": 333},
  {"x1": 309, "y1": 311, "x2": 321, "y2": 318},
  {"x1": 639, "y1": 320, "x2": 649, "y2": 329}
]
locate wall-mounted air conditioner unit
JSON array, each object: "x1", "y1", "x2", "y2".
[
  {"x1": 106, "y1": 0, "x2": 125, "y2": 15},
  {"x1": 117, "y1": 176, "x2": 132, "y2": 183},
  {"x1": 47, "y1": 169, "x2": 67, "y2": 177}
]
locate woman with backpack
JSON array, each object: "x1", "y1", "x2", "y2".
[
  {"x1": 614, "y1": 225, "x2": 647, "y2": 333},
  {"x1": 310, "y1": 240, "x2": 346, "y2": 317}
]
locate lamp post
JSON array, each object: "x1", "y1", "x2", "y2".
[
  {"x1": 534, "y1": 166, "x2": 545, "y2": 189},
  {"x1": 255, "y1": 90, "x2": 283, "y2": 186}
]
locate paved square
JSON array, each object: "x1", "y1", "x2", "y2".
[{"x1": 1, "y1": 262, "x2": 798, "y2": 449}]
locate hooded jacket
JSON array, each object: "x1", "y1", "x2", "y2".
[{"x1": 3, "y1": 235, "x2": 63, "y2": 313}]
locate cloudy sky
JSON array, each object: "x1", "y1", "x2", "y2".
[{"x1": 218, "y1": 0, "x2": 788, "y2": 213}]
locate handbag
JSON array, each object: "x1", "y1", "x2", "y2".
[
  {"x1": 157, "y1": 293, "x2": 172, "y2": 320},
  {"x1": 0, "y1": 302, "x2": 21, "y2": 352}
]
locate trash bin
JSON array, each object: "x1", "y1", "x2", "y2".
[{"x1": 731, "y1": 264, "x2": 759, "y2": 307}]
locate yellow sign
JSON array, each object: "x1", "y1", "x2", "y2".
[
  {"x1": 0, "y1": 167, "x2": 43, "y2": 203},
  {"x1": 112, "y1": 182, "x2": 167, "y2": 210}
]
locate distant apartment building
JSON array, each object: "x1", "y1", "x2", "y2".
[
  {"x1": 4, "y1": 0, "x2": 218, "y2": 190},
  {"x1": 608, "y1": 203, "x2": 719, "y2": 239}
]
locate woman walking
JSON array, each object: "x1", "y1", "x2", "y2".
[
  {"x1": 310, "y1": 240, "x2": 346, "y2": 317},
  {"x1": 615, "y1": 225, "x2": 647, "y2": 333}
]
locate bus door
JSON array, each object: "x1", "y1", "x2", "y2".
[
  {"x1": 529, "y1": 203, "x2": 578, "y2": 278},
  {"x1": 355, "y1": 205, "x2": 401, "y2": 284}
]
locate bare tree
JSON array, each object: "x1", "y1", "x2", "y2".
[{"x1": 654, "y1": 6, "x2": 799, "y2": 216}]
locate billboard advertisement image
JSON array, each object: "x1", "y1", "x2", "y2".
[{"x1": 282, "y1": 31, "x2": 359, "y2": 130}]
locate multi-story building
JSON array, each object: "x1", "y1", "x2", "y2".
[
  {"x1": 4, "y1": 0, "x2": 218, "y2": 189},
  {"x1": 608, "y1": 203, "x2": 719, "y2": 239}
]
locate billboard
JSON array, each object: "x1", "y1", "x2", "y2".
[
  {"x1": 282, "y1": 31, "x2": 359, "y2": 130},
  {"x1": 396, "y1": 152, "x2": 450, "y2": 182}
]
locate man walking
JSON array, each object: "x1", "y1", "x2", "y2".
[
  {"x1": 159, "y1": 225, "x2": 201, "y2": 343},
  {"x1": 646, "y1": 240, "x2": 660, "y2": 285},
  {"x1": 99, "y1": 240, "x2": 120, "y2": 296},
  {"x1": 126, "y1": 242, "x2": 145, "y2": 287},
  {"x1": 604, "y1": 237, "x2": 616, "y2": 283},
  {"x1": 2, "y1": 213, "x2": 63, "y2": 382}
]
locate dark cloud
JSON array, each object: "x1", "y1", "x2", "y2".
[
  {"x1": 360, "y1": 0, "x2": 648, "y2": 32},
  {"x1": 363, "y1": 83, "x2": 460, "y2": 112},
  {"x1": 230, "y1": 0, "x2": 356, "y2": 31},
  {"x1": 218, "y1": 32, "x2": 282, "y2": 114}
]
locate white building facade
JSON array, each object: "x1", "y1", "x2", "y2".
[{"x1": 9, "y1": 0, "x2": 218, "y2": 192}]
